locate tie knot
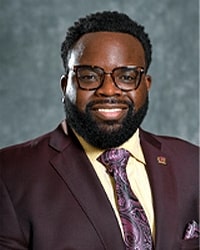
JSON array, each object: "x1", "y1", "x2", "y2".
[{"x1": 97, "y1": 148, "x2": 130, "y2": 174}]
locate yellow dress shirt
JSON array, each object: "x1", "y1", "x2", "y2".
[{"x1": 75, "y1": 129, "x2": 155, "y2": 239}]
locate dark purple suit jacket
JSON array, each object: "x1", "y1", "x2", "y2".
[{"x1": 0, "y1": 123, "x2": 199, "y2": 249}]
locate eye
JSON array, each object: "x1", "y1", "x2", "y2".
[
  {"x1": 118, "y1": 72, "x2": 137, "y2": 83},
  {"x1": 120, "y1": 75, "x2": 136, "y2": 81},
  {"x1": 77, "y1": 69, "x2": 99, "y2": 82}
]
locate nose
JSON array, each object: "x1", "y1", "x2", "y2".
[{"x1": 95, "y1": 74, "x2": 122, "y2": 97}]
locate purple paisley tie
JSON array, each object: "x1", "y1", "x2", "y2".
[{"x1": 97, "y1": 148, "x2": 153, "y2": 250}]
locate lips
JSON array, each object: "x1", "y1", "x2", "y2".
[{"x1": 91, "y1": 103, "x2": 128, "y2": 120}]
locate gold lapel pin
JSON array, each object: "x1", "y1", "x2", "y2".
[{"x1": 157, "y1": 156, "x2": 167, "y2": 165}]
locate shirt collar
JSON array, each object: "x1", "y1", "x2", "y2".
[{"x1": 74, "y1": 129, "x2": 146, "y2": 165}]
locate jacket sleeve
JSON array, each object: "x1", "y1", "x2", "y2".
[{"x1": 0, "y1": 177, "x2": 28, "y2": 249}]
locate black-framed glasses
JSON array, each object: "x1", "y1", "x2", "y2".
[{"x1": 69, "y1": 65, "x2": 145, "y2": 91}]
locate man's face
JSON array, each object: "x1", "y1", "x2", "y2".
[{"x1": 61, "y1": 32, "x2": 151, "y2": 149}]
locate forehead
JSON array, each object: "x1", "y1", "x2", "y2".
[{"x1": 68, "y1": 32, "x2": 145, "y2": 68}]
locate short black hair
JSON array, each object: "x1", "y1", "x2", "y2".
[{"x1": 61, "y1": 11, "x2": 152, "y2": 72}]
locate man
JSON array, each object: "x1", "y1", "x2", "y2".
[{"x1": 0, "y1": 11, "x2": 199, "y2": 250}]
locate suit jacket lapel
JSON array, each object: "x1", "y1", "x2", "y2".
[
  {"x1": 49, "y1": 125, "x2": 125, "y2": 250},
  {"x1": 140, "y1": 129, "x2": 178, "y2": 249}
]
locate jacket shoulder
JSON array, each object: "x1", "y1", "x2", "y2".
[
  {"x1": 0, "y1": 130, "x2": 52, "y2": 155},
  {"x1": 0, "y1": 123, "x2": 71, "y2": 167},
  {"x1": 139, "y1": 129, "x2": 199, "y2": 158}
]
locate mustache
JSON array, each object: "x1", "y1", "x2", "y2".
[{"x1": 86, "y1": 98, "x2": 134, "y2": 109}]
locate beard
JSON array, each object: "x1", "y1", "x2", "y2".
[{"x1": 64, "y1": 96, "x2": 149, "y2": 149}]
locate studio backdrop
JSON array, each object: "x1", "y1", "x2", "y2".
[{"x1": 0, "y1": 0, "x2": 199, "y2": 148}]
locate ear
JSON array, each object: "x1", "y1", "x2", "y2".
[
  {"x1": 60, "y1": 74, "x2": 67, "y2": 95},
  {"x1": 145, "y1": 74, "x2": 152, "y2": 91}
]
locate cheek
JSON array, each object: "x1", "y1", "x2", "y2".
[
  {"x1": 128, "y1": 85, "x2": 149, "y2": 111},
  {"x1": 76, "y1": 91, "x2": 93, "y2": 112},
  {"x1": 66, "y1": 82, "x2": 92, "y2": 112}
]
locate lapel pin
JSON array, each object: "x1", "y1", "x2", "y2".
[{"x1": 157, "y1": 156, "x2": 167, "y2": 165}]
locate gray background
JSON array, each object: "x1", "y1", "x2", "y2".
[{"x1": 0, "y1": 0, "x2": 199, "y2": 148}]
